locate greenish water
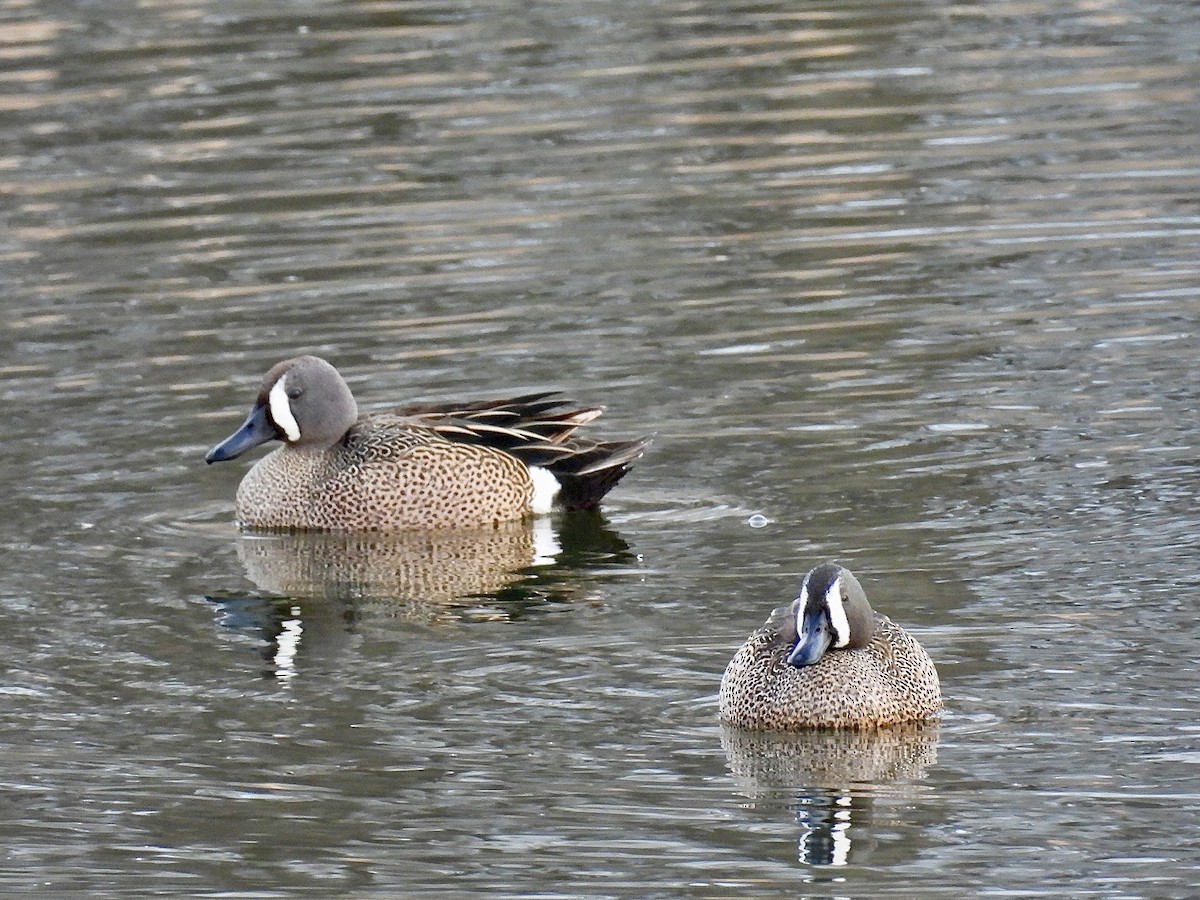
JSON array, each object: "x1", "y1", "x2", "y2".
[{"x1": 3, "y1": 0, "x2": 1200, "y2": 895}]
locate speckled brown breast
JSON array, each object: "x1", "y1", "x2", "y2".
[
  {"x1": 719, "y1": 605, "x2": 942, "y2": 730},
  {"x1": 233, "y1": 414, "x2": 535, "y2": 531}
]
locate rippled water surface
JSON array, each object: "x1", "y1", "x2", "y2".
[{"x1": 4, "y1": 0, "x2": 1200, "y2": 895}]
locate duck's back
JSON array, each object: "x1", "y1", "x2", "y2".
[
  {"x1": 719, "y1": 606, "x2": 942, "y2": 730},
  {"x1": 234, "y1": 414, "x2": 534, "y2": 531}
]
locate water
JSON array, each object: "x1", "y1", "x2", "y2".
[{"x1": 3, "y1": 0, "x2": 1200, "y2": 895}]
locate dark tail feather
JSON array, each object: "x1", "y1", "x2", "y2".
[
  {"x1": 530, "y1": 436, "x2": 652, "y2": 510},
  {"x1": 395, "y1": 394, "x2": 606, "y2": 447}
]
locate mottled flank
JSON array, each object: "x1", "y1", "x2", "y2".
[
  {"x1": 235, "y1": 417, "x2": 537, "y2": 530},
  {"x1": 719, "y1": 604, "x2": 942, "y2": 730},
  {"x1": 208, "y1": 356, "x2": 650, "y2": 531}
]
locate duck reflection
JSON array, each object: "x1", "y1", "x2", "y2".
[
  {"x1": 721, "y1": 724, "x2": 939, "y2": 867},
  {"x1": 208, "y1": 592, "x2": 362, "y2": 679},
  {"x1": 205, "y1": 513, "x2": 634, "y2": 677},
  {"x1": 237, "y1": 518, "x2": 553, "y2": 604}
]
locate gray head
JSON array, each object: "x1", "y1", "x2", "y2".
[
  {"x1": 205, "y1": 356, "x2": 359, "y2": 463},
  {"x1": 785, "y1": 563, "x2": 877, "y2": 667}
]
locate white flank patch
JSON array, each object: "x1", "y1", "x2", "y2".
[
  {"x1": 826, "y1": 575, "x2": 851, "y2": 648},
  {"x1": 528, "y1": 465, "x2": 562, "y2": 515},
  {"x1": 268, "y1": 378, "x2": 301, "y2": 442}
]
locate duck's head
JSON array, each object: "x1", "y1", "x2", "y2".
[
  {"x1": 785, "y1": 563, "x2": 876, "y2": 667},
  {"x1": 205, "y1": 355, "x2": 359, "y2": 463}
]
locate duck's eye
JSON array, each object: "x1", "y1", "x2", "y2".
[{"x1": 287, "y1": 387, "x2": 302, "y2": 400}]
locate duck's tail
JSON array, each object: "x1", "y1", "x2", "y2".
[
  {"x1": 396, "y1": 392, "x2": 651, "y2": 509},
  {"x1": 523, "y1": 435, "x2": 653, "y2": 510}
]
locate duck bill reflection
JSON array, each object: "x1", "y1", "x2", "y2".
[
  {"x1": 206, "y1": 403, "x2": 279, "y2": 463},
  {"x1": 787, "y1": 611, "x2": 834, "y2": 667}
]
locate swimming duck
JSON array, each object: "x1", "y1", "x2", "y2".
[
  {"x1": 719, "y1": 563, "x2": 941, "y2": 729},
  {"x1": 205, "y1": 355, "x2": 650, "y2": 531}
]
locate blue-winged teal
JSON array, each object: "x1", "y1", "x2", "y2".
[
  {"x1": 206, "y1": 355, "x2": 650, "y2": 531},
  {"x1": 719, "y1": 563, "x2": 941, "y2": 729}
]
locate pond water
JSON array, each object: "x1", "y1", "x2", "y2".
[{"x1": 3, "y1": 0, "x2": 1200, "y2": 895}]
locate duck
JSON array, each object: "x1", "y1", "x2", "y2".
[
  {"x1": 205, "y1": 355, "x2": 650, "y2": 531},
  {"x1": 719, "y1": 563, "x2": 941, "y2": 729}
]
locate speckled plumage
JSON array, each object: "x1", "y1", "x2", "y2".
[
  {"x1": 719, "y1": 572, "x2": 941, "y2": 730},
  {"x1": 233, "y1": 417, "x2": 535, "y2": 530},
  {"x1": 207, "y1": 356, "x2": 650, "y2": 531}
]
